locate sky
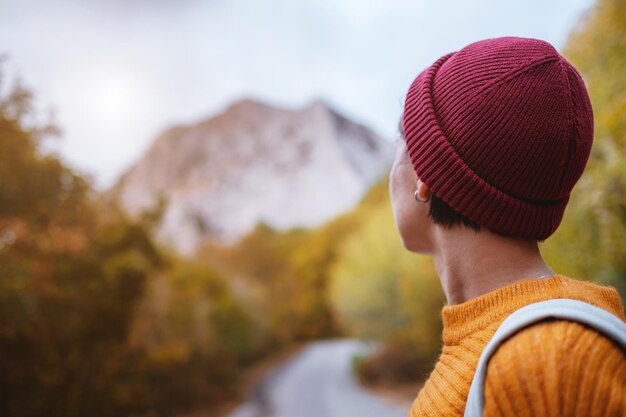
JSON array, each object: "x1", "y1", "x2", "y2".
[{"x1": 0, "y1": 0, "x2": 595, "y2": 190}]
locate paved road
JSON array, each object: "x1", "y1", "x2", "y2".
[{"x1": 227, "y1": 339, "x2": 411, "y2": 417}]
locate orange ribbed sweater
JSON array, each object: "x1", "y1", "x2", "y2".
[{"x1": 407, "y1": 274, "x2": 626, "y2": 417}]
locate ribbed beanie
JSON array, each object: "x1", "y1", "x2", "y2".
[{"x1": 402, "y1": 36, "x2": 594, "y2": 240}]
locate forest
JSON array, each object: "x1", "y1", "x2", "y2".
[{"x1": 0, "y1": 0, "x2": 624, "y2": 416}]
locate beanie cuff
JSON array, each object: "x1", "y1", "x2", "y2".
[{"x1": 402, "y1": 52, "x2": 569, "y2": 240}]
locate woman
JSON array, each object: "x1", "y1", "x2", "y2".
[{"x1": 388, "y1": 36, "x2": 625, "y2": 417}]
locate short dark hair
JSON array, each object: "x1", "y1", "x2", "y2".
[{"x1": 428, "y1": 193, "x2": 481, "y2": 232}]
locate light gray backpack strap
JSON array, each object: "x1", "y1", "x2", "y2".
[{"x1": 463, "y1": 298, "x2": 626, "y2": 417}]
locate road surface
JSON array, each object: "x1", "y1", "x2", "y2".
[{"x1": 227, "y1": 338, "x2": 411, "y2": 417}]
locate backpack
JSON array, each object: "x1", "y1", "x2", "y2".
[{"x1": 463, "y1": 298, "x2": 626, "y2": 417}]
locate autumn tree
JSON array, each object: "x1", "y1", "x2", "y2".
[
  {"x1": 0, "y1": 63, "x2": 253, "y2": 417},
  {"x1": 543, "y1": 0, "x2": 626, "y2": 299}
]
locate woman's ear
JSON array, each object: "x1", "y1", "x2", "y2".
[{"x1": 415, "y1": 179, "x2": 431, "y2": 202}]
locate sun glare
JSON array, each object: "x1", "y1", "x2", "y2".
[{"x1": 89, "y1": 70, "x2": 141, "y2": 123}]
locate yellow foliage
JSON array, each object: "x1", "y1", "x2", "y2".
[
  {"x1": 543, "y1": 0, "x2": 626, "y2": 298},
  {"x1": 329, "y1": 176, "x2": 444, "y2": 368}
]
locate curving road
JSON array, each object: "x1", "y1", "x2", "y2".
[{"x1": 227, "y1": 339, "x2": 411, "y2": 417}]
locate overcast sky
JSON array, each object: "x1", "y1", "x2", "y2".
[{"x1": 0, "y1": 0, "x2": 595, "y2": 190}]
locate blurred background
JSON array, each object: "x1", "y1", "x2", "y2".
[{"x1": 0, "y1": 0, "x2": 624, "y2": 416}]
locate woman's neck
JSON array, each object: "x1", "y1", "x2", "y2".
[{"x1": 431, "y1": 226, "x2": 555, "y2": 305}]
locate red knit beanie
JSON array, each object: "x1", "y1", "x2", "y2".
[{"x1": 402, "y1": 36, "x2": 594, "y2": 240}]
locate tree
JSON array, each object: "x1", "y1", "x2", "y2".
[
  {"x1": 328, "y1": 178, "x2": 444, "y2": 381},
  {"x1": 543, "y1": 0, "x2": 626, "y2": 299},
  {"x1": 0, "y1": 62, "x2": 168, "y2": 417}
]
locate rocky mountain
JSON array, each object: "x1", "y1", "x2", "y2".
[{"x1": 110, "y1": 98, "x2": 394, "y2": 255}]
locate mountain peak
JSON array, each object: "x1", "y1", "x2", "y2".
[
  {"x1": 224, "y1": 97, "x2": 274, "y2": 114},
  {"x1": 112, "y1": 98, "x2": 393, "y2": 255}
]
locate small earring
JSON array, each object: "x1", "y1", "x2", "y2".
[{"x1": 414, "y1": 189, "x2": 430, "y2": 203}]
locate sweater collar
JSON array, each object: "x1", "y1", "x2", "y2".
[{"x1": 440, "y1": 274, "x2": 625, "y2": 346}]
